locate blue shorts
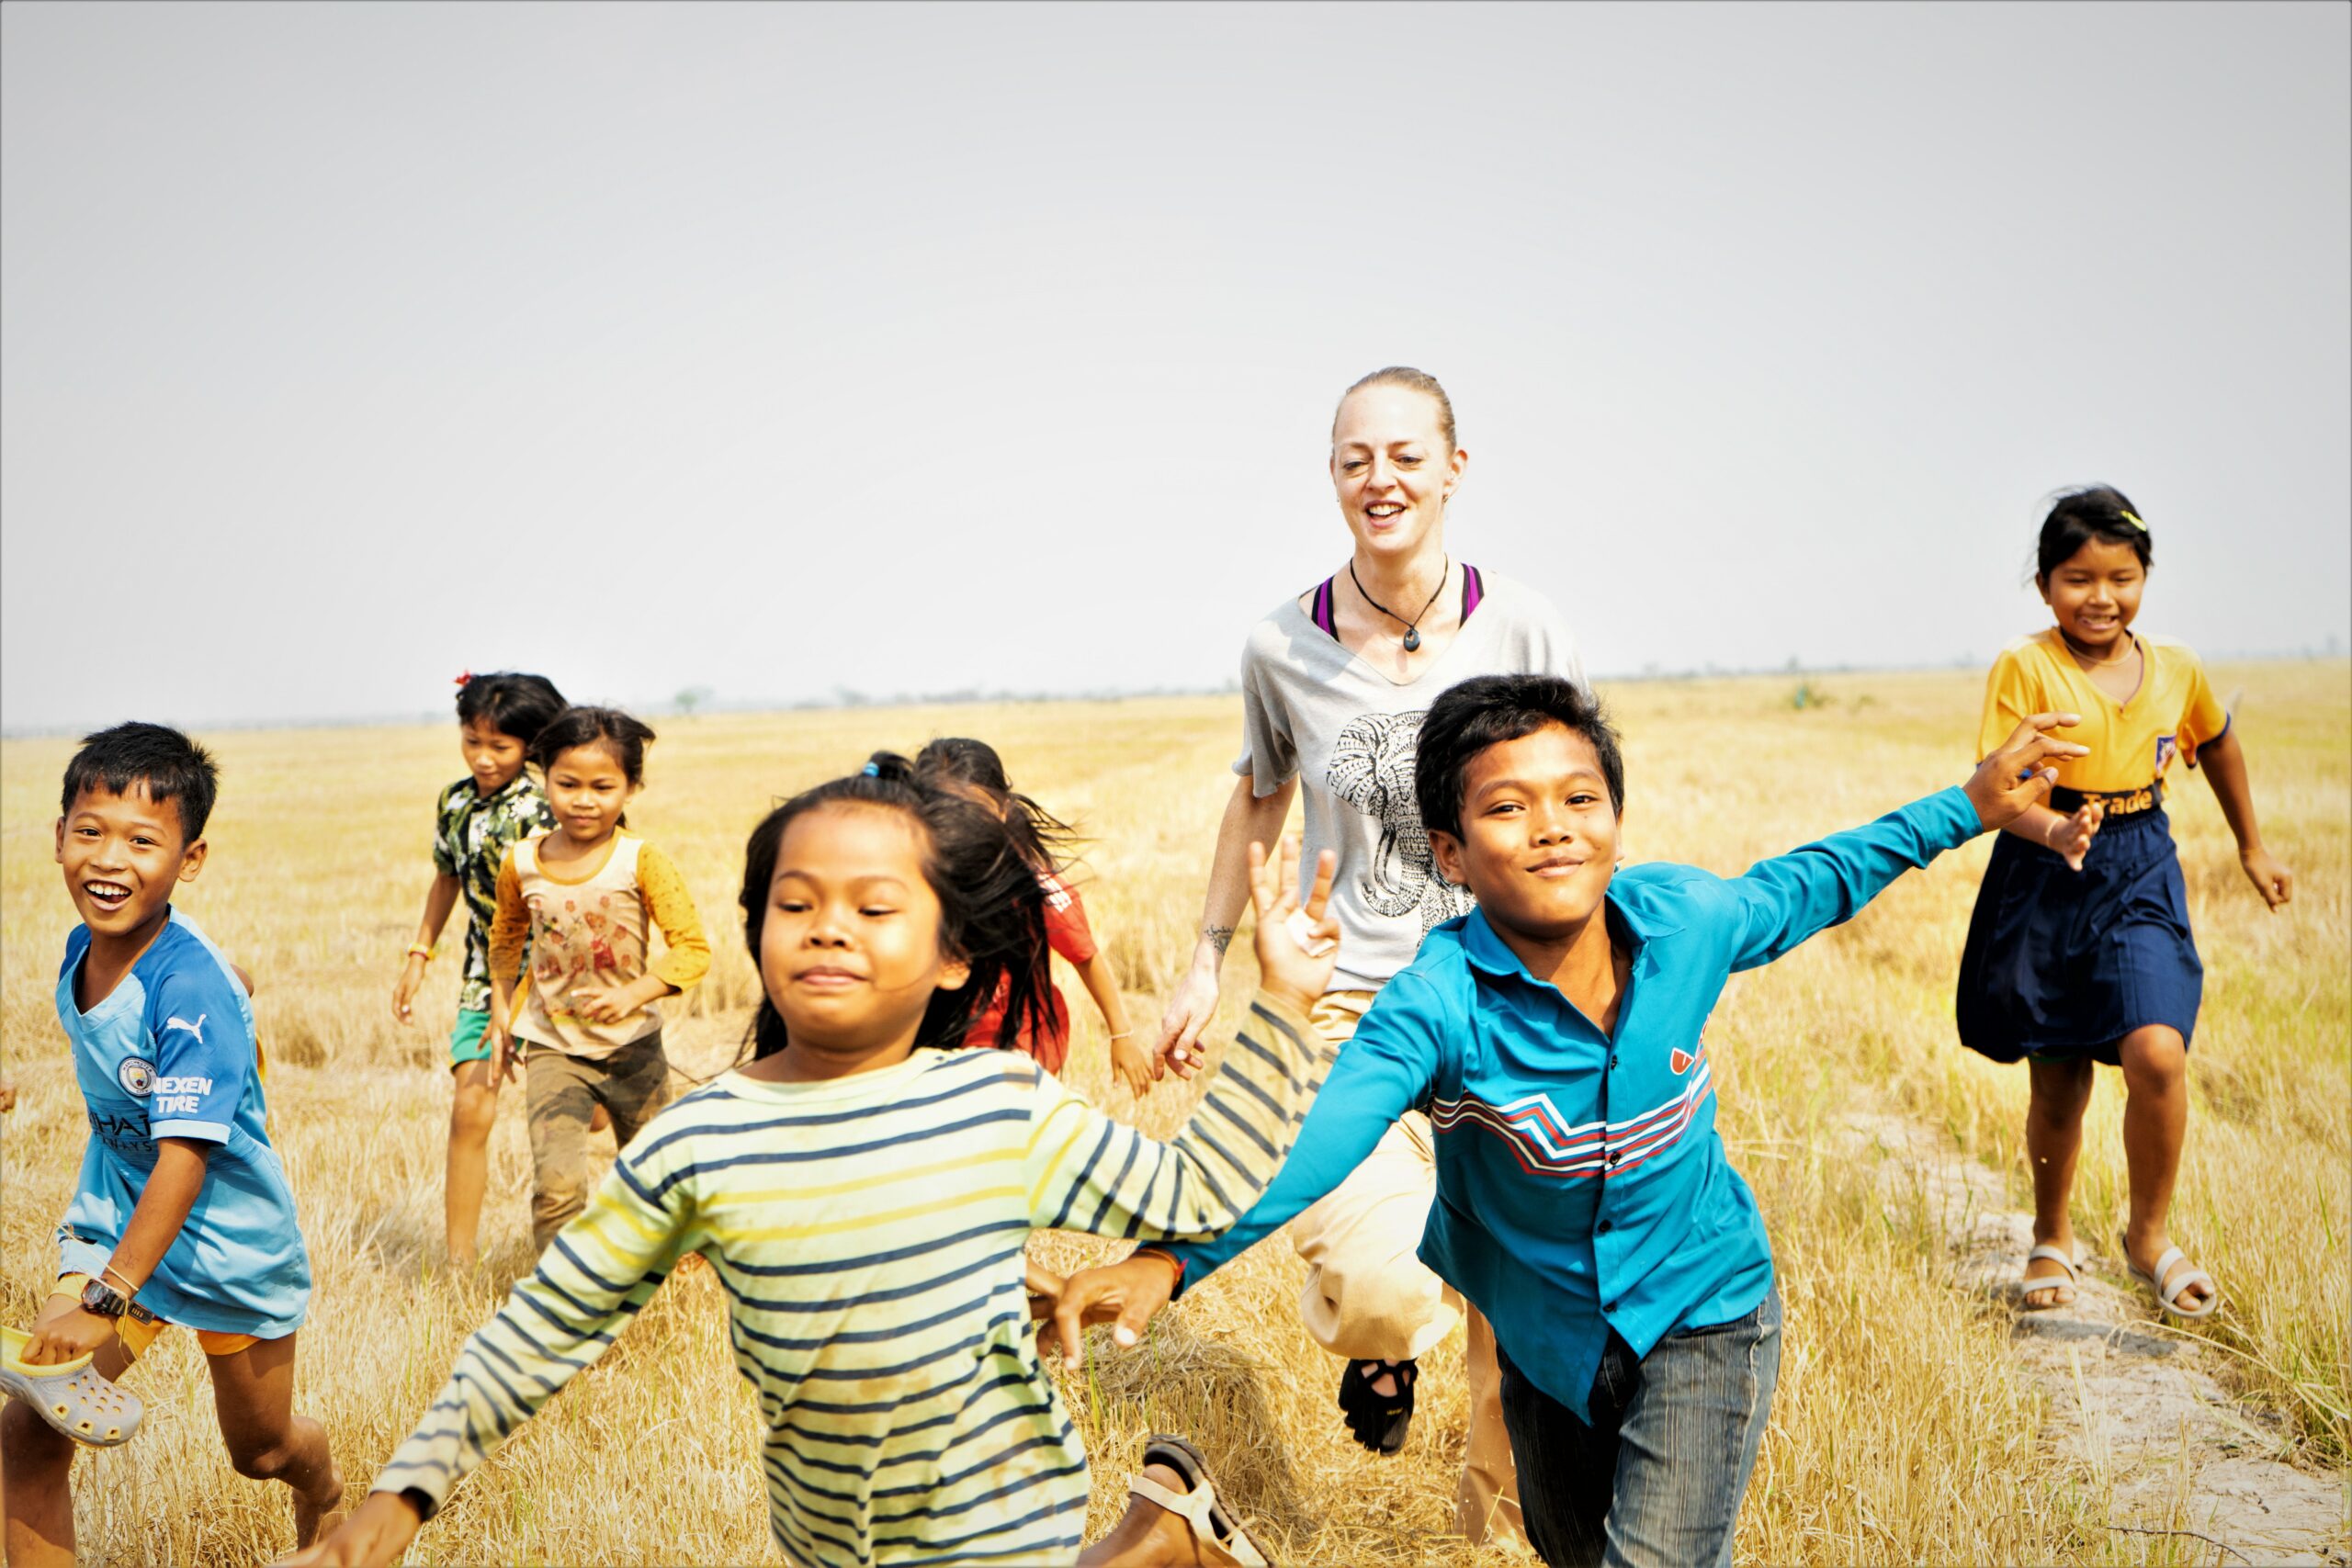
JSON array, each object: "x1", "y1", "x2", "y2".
[
  {"x1": 1956, "y1": 807, "x2": 2201, "y2": 1065},
  {"x1": 449, "y1": 1008, "x2": 493, "y2": 1067}
]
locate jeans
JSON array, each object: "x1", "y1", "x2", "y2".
[{"x1": 1496, "y1": 1284, "x2": 1781, "y2": 1568}]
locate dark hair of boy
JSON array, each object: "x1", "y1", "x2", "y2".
[
  {"x1": 529, "y1": 705, "x2": 657, "y2": 783},
  {"x1": 913, "y1": 737, "x2": 1076, "y2": 879},
  {"x1": 1415, "y1": 673, "x2": 1626, "y2": 845},
  {"x1": 455, "y1": 672, "x2": 569, "y2": 747},
  {"x1": 737, "y1": 752, "x2": 1055, "y2": 1061},
  {"x1": 60, "y1": 722, "x2": 221, "y2": 843},
  {"x1": 2037, "y1": 485, "x2": 2152, "y2": 581}
]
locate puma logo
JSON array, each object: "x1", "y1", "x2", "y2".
[
  {"x1": 163, "y1": 1014, "x2": 206, "y2": 1045},
  {"x1": 1669, "y1": 1046, "x2": 1695, "y2": 1075}
]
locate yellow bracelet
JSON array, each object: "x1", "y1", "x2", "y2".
[{"x1": 406, "y1": 942, "x2": 435, "y2": 962}]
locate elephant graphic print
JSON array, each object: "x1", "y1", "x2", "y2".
[
  {"x1": 1326, "y1": 709, "x2": 1474, "y2": 935},
  {"x1": 1233, "y1": 565, "x2": 1586, "y2": 989}
]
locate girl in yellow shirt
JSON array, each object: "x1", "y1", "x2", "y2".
[{"x1": 1957, "y1": 487, "x2": 2292, "y2": 1321}]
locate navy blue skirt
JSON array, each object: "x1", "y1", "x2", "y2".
[{"x1": 1956, "y1": 806, "x2": 2202, "y2": 1065}]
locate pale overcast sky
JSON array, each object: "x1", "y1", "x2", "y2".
[{"x1": 4, "y1": 2, "x2": 2346, "y2": 731}]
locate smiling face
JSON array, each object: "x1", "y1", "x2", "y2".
[
  {"x1": 1427, "y1": 723, "x2": 1622, "y2": 945},
  {"x1": 55, "y1": 782, "x2": 206, "y2": 944},
  {"x1": 460, "y1": 720, "x2": 529, "y2": 795},
  {"x1": 1329, "y1": 383, "x2": 1465, "y2": 563},
  {"x1": 2038, "y1": 536, "x2": 2146, "y2": 658},
  {"x1": 759, "y1": 802, "x2": 969, "y2": 1066},
  {"x1": 544, "y1": 743, "x2": 636, "y2": 847}
]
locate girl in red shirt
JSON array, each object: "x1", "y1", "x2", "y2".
[{"x1": 916, "y1": 739, "x2": 1152, "y2": 1098}]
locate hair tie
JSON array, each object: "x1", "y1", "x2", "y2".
[
  {"x1": 2118, "y1": 511, "x2": 2146, "y2": 531},
  {"x1": 861, "y1": 761, "x2": 881, "y2": 777},
  {"x1": 454, "y1": 670, "x2": 475, "y2": 687}
]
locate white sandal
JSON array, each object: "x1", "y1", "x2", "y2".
[
  {"x1": 1128, "y1": 1434, "x2": 1272, "y2": 1567},
  {"x1": 2122, "y1": 1235, "x2": 2219, "y2": 1320},
  {"x1": 2018, "y1": 1244, "x2": 2081, "y2": 1311}
]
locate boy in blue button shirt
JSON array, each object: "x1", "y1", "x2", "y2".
[
  {"x1": 2, "y1": 724, "x2": 344, "y2": 1566},
  {"x1": 1056, "y1": 675, "x2": 2085, "y2": 1568}
]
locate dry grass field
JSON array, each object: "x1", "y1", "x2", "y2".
[{"x1": 4, "y1": 665, "x2": 2345, "y2": 1565}]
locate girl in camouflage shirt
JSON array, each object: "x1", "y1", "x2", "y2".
[{"x1": 392, "y1": 671, "x2": 566, "y2": 1272}]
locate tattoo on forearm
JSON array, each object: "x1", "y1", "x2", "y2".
[{"x1": 1202, "y1": 925, "x2": 1236, "y2": 956}]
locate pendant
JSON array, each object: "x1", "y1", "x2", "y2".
[{"x1": 1403, "y1": 626, "x2": 1420, "y2": 652}]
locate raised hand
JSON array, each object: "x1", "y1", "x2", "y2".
[
  {"x1": 1964, "y1": 714, "x2": 2091, "y2": 832},
  {"x1": 2045, "y1": 798, "x2": 2104, "y2": 873},
  {"x1": 1048, "y1": 1249, "x2": 1182, "y2": 1371},
  {"x1": 1249, "y1": 836, "x2": 1340, "y2": 1014}
]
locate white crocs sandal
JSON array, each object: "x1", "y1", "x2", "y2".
[
  {"x1": 0, "y1": 1326, "x2": 143, "y2": 1447},
  {"x1": 2018, "y1": 1244, "x2": 2081, "y2": 1311},
  {"x1": 2121, "y1": 1236, "x2": 2220, "y2": 1321}
]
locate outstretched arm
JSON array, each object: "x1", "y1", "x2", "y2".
[
  {"x1": 1029, "y1": 840, "x2": 1334, "y2": 1247},
  {"x1": 1728, "y1": 713, "x2": 2090, "y2": 969},
  {"x1": 283, "y1": 1145, "x2": 700, "y2": 1565},
  {"x1": 2197, "y1": 727, "x2": 2292, "y2": 908}
]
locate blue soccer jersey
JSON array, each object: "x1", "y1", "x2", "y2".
[{"x1": 54, "y1": 908, "x2": 309, "y2": 1339}]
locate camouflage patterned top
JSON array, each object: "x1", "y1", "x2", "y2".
[{"x1": 432, "y1": 773, "x2": 556, "y2": 1014}]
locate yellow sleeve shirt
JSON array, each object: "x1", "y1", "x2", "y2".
[{"x1": 1977, "y1": 628, "x2": 2229, "y2": 795}]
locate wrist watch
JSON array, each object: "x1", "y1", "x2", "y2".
[{"x1": 78, "y1": 1276, "x2": 130, "y2": 1320}]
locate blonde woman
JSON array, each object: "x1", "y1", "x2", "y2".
[{"x1": 1153, "y1": 367, "x2": 1586, "y2": 1550}]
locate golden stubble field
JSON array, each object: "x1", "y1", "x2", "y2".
[{"x1": 4, "y1": 665, "x2": 2346, "y2": 1566}]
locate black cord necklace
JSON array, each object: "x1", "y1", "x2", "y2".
[{"x1": 1349, "y1": 557, "x2": 1448, "y2": 652}]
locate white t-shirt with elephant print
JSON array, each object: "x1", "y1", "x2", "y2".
[{"x1": 1234, "y1": 569, "x2": 1588, "y2": 992}]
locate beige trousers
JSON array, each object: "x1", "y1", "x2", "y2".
[{"x1": 1294, "y1": 991, "x2": 1525, "y2": 1551}]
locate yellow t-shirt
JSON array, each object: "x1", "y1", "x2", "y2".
[{"x1": 1977, "y1": 628, "x2": 2229, "y2": 797}]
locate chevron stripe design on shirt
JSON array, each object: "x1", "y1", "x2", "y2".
[{"x1": 1430, "y1": 1045, "x2": 1713, "y2": 1180}]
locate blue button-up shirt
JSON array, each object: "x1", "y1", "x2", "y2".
[{"x1": 1164, "y1": 786, "x2": 1984, "y2": 1418}]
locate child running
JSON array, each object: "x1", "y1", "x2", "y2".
[
  {"x1": 1053, "y1": 675, "x2": 2086, "y2": 1568},
  {"x1": 288, "y1": 754, "x2": 1328, "y2": 1567},
  {"x1": 485, "y1": 705, "x2": 710, "y2": 1257},
  {"x1": 915, "y1": 737, "x2": 1153, "y2": 1098},
  {"x1": 1957, "y1": 488, "x2": 2292, "y2": 1318},
  {"x1": 390, "y1": 670, "x2": 567, "y2": 1271},
  {"x1": 5, "y1": 725, "x2": 343, "y2": 1563}
]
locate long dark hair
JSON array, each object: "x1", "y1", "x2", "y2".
[
  {"x1": 912, "y1": 737, "x2": 1076, "y2": 878},
  {"x1": 738, "y1": 753, "x2": 1054, "y2": 1061}
]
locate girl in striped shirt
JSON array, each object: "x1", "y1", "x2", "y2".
[{"x1": 293, "y1": 754, "x2": 1332, "y2": 1568}]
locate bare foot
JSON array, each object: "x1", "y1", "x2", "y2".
[{"x1": 293, "y1": 1461, "x2": 348, "y2": 1550}]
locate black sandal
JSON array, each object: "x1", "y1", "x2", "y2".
[{"x1": 1336, "y1": 1357, "x2": 1417, "y2": 1454}]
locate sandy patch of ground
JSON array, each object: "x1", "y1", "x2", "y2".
[{"x1": 1847, "y1": 1113, "x2": 2349, "y2": 1567}]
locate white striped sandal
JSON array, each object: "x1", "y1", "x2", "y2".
[
  {"x1": 2121, "y1": 1235, "x2": 2220, "y2": 1321},
  {"x1": 1127, "y1": 1434, "x2": 1273, "y2": 1568},
  {"x1": 2018, "y1": 1244, "x2": 2081, "y2": 1311},
  {"x1": 0, "y1": 1327, "x2": 143, "y2": 1448}
]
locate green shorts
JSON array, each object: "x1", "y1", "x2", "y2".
[{"x1": 449, "y1": 1008, "x2": 493, "y2": 1067}]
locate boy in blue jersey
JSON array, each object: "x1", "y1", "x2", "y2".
[
  {"x1": 2, "y1": 724, "x2": 344, "y2": 1566},
  {"x1": 1057, "y1": 676, "x2": 2086, "y2": 1568}
]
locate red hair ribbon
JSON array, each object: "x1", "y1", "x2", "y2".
[{"x1": 454, "y1": 671, "x2": 475, "y2": 687}]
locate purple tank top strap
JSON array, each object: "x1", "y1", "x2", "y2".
[
  {"x1": 1461, "y1": 563, "x2": 1485, "y2": 621},
  {"x1": 1311, "y1": 576, "x2": 1340, "y2": 638}
]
